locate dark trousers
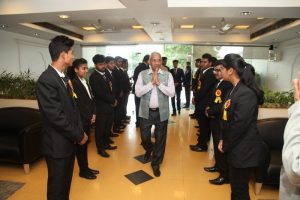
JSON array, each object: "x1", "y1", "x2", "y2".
[
  {"x1": 76, "y1": 125, "x2": 91, "y2": 173},
  {"x1": 95, "y1": 112, "x2": 113, "y2": 150},
  {"x1": 45, "y1": 154, "x2": 75, "y2": 200},
  {"x1": 134, "y1": 95, "x2": 141, "y2": 125},
  {"x1": 113, "y1": 98, "x2": 123, "y2": 129},
  {"x1": 184, "y1": 86, "x2": 191, "y2": 106},
  {"x1": 122, "y1": 93, "x2": 129, "y2": 119},
  {"x1": 209, "y1": 118, "x2": 228, "y2": 177},
  {"x1": 140, "y1": 110, "x2": 168, "y2": 168},
  {"x1": 229, "y1": 166, "x2": 253, "y2": 200},
  {"x1": 197, "y1": 110, "x2": 211, "y2": 148},
  {"x1": 171, "y1": 89, "x2": 181, "y2": 113}
]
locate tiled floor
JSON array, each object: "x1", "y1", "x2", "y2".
[{"x1": 0, "y1": 95, "x2": 279, "y2": 200}]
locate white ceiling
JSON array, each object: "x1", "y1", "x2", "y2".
[{"x1": 0, "y1": 0, "x2": 299, "y2": 45}]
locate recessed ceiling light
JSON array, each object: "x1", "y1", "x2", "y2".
[
  {"x1": 182, "y1": 17, "x2": 188, "y2": 20},
  {"x1": 155, "y1": 31, "x2": 163, "y2": 34},
  {"x1": 297, "y1": 31, "x2": 300, "y2": 34},
  {"x1": 82, "y1": 26, "x2": 97, "y2": 31},
  {"x1": 58, "y1": 15, "x2": 69, "y2": 19},
  {"x1": 34, "y1": 33, "x2": 39, "y2": 36},
  {"x1": 273, "y1": 38, "x2": 278, "y2": 41},
  {"x1": 180, "y1": 24, "x2": 194, "y2": 29},
  {"x1": 131, "y1": 25, "x2": 143, "y2": 29},
  {"x1": 159, "y1": 38, "x2": 164, "y2": 41},
  {"x1": 234, "y1": 25, "x2": 250, "y2": 30},
  {"x1": 211, "y1": 25, "x2": 217, "y2": 29},
  {"x1": 0, "y1": 24, "x2": 7, "y2": 28},
  {"x1": 257, "y1": 17, "x2": 264, "y2": 20},
  {"x1": 240, "y1": 11, "x2": 253, "y2": 16},
  {"x1": 150, "y1": 22, "x2": 160, "y2": 26}
]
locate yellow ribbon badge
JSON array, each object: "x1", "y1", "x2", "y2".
[
  {"x1": 223, "y1": 99, "x2": 231, "y2": 121},
  {"x1": 214, "y1": 89, "x2": 222, "y2": 103},
  {"x1": 68, "y1": 80, "x2": 78, "y2": 99}
]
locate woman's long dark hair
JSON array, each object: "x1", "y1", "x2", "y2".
[{"x1": 223, "y1": 53, "x2": 264, "y2": 105}]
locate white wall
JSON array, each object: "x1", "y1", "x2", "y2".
[
  {"x1": 265, "y1": 37, "x2": 300, "y2": 91},
  {"x1": 0, "y1": 30, "x2": 82, "y2": 79}
]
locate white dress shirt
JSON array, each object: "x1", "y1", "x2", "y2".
[
  {"x1": 78, "y1": 76, "x2": 92, "y2": 99},
  {"x1": 135, "y1": 67, "x2": 175, "y2": 108},
  {"x1": 50, "y1": 65, "x2": 66, "y2": 87}
]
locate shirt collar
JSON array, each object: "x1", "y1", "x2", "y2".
[
  {"x1": 202, "y1": 67, "x2": 213, "y2": 74},
  {"x1": 95, "y1": 69, "x2": 105, "y2": 75},
  {"x1": 51, "y1": 65, "x2": 65, "y2": 78}
]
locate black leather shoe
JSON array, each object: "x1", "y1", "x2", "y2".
[
  {"x1": 88, "y1": 168, "x2": 99, "y2": 175},
  {"x1": 204, "y1": 166, "x2": 219, "y2": 173},
  {"x1": 106, "y1": 145, "x2": 117, "y2": 150},
  {"x1": 98, "y1": 150, "x2": 110, "y2": 157},
  {"x1": 171, "y1": 113, "x2": 176, "y2": 116},
  {"x1": 190, "y1": 145, "x2": 207, "y2": 152},
  {"x1": 79, "y1": 172, "x2": 97, "y2": 180},
  {"x1": 209, "y1": 176, "x2": 229, "y2": 185},
  {"x1": 189, "y1": 113, "x2": 195, "y2": 116},
  {"x1": 194, "y1": 125, "x2": 200, "y2": 128},
  {"x1": 178, "y1": 110, "x2": 181, "y2": 115},
  {"x1": 152, "y1": 166, "x2": 161, "y2": 177},
  {"x1": 144, "y1": 150, "x2": 152, "y2": 162}
]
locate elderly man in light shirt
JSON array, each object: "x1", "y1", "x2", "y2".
[
  {"x1": 135, "y1": 52, "x2": 175, "y2": 177},
  {"x1": 279, "y1": 72, "x2": 300, "y2": 200}
]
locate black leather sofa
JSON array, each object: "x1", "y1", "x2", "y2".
[
  {"x1": 0, "y1": 107, "x2": 42, "y2": 173},
  {"x1": 254, "y1": 117, "x2": 288, "y2": 194}
]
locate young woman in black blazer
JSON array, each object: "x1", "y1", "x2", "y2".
[{"x1": 218, "y1": 54, "x2": 265, "y2": 200}]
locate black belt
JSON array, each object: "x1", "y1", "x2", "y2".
[{"x1": 149, "y1": 108, "x2": 159, "y2": 111}]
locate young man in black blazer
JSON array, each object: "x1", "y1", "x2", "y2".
[
  {"x1": 36, "y1": 35, "x2": 88, "y2": 200},
  {"x1": 183, "y1": 62, "x2": 192, "y2": 108},
  {"x1": 89, "y1": 54, "x2": 117, "y2": 158},
  {"x1": 67, "y1": 58, "x2": 99, "y2": 180},
  {"x1": 190, "y1": 53, "x2": 217, "y2": 152},
  {"x1": 204, "y1": 60, "x2": 232, "y2": 185},
  {"x1": 170, "y1": 59, "x2": 185, "y2": 115}
]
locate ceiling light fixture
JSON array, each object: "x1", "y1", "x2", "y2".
[
  {"x1": 132, "y1": 25, "x2": 143, "y2": 29},
  {"x1": 234, "y1": 25, "x2": 250, "y2": 30},
  {"x1": 155, "y1": 31, "x2": 163, "y2": 34},
  {"x1": 150, "y1": 22, "x2": 160, "y2": 26},
  {"x1": 240, "y1": 11, "x2": 253, "y2": 16},
  {"x1": 257, "y1": 17, "x2": 264, "y2": 20},
  {"x1": 211, "y1": 25, "x2": 217, "y2": 29},
  {"x1": 58, "y1": 15, "x2": 69, "y2": 19},
  {"x1": 82, "y1": 26, "x2": 97, "y2": 31},
  {"x1": 0, "y1": 24, "x2": 7, "y2": 28},
  {"x1": 297, "y1": 31, "x2": 300, "y2": 34},
  {"x1": 220, "y1": 24, "x2": 234, "y2": 32},
  {"x1": 34, "y1": 33, "x2": 39, "y2": 36},
  {"x1": 180, "y1": 25, "x2": 194, "y2": 29},
  {"x1": 182, "y1": 17, "x2": 188, "y2": 20}
]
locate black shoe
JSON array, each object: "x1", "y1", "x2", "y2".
[
  {"x1": 178, "y1": 110, "x2": 181, "y2": 115},
  {"x1": 209, "y1": 176, "x2": 229, "y2": 185},
  {"x1": 119, "y1": 125, "x2": 126, "y2": 129},
  {"x1": 88, "y1": 168, "x2": 99, "y2": 175},
  {"x1": 98, "y1": 150, "x2": 110, "y2": 157},
  {"x1": 125, "y1": 116, "x2": 131, "y2": 120},
  {"x1": 189, "y1": 113, "x2": 195, "y2": 117},
  {"x1": 171, "y1": 113, "x2": 176, "y2": 116},
  {"x1": 194, "y1": 125, "x2": 200, "y2": 128},
  {"x1": 79, "y1": 171, "x2": 97, "y2": 180},
  {"x1": 106, "y1": 145, "x2": 117, "y2": 150},
  {"x1": 144, "y1": 150, "x2": 152, "y2": 162},
  {"x1": 113, "y1": 129, "x2": 123, "y2": 133},
  {"x1": 152, "y1": 166, "x2": 161, "y2": 177},
  {"x1": 204, "y1": 166, "x2": 219, "y2": 173},
  {"x1": 190, "y1": 115, "x2": 196, "y2": 119},
  {"x1": 108, "y1": 139, "x2": 114, "y2": 144},
  {"x1": 190, "y1": 145, "x2": 207, "y2": 152}
]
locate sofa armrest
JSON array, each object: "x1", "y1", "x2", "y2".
[{"x1": 18, "y1": 122, "x2": 43, "y2": 163}]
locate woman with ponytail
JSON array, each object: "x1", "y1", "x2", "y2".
[{"x1": 218, "y1": 53, "x2": 265, "y2": 200}]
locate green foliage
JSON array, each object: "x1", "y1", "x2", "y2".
[
  {"x1": 164, "y1": 44, "x2": 193, "y2": 68},
  {"x1": 0, "y1": 70, "x2": 36, "y2": 99},
  {"x1": 262, "y1": 88, "x2": 294, "y2": 108}
]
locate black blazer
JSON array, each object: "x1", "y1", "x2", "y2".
[
  {"x1": 192, "y1": 68, "x2": 201, "y2": 91},
  {"x1": 183, "y1": 68, "x2": 192, "y2": 87},
  {"x1": 71, "y1": 76, "x2": 95, "y2": 127},
  {"x1": 133, "y1": 63, "x2": 149, "y2": 94},
  {"x1": 112, "y1": 68, "x2": 124, "y2": 100},
  {"x1": 194, "y1": 67, "x2": 217, "y2": 110},
  {"x1": 221, "y1": 81, "x2": 264, "y2": 168},
  {"x1": 36, "y1": 66, "x2": 83, "y2": 158},
  {"x1": 207, "y1": 80, "x2": 232, "y2": 119},
  {"x1": 89, "y1": 70, "x2": 115, "y2": 114},
  {"x1": 170, "y1": 68, "x2": 185, "y2": 91}
]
